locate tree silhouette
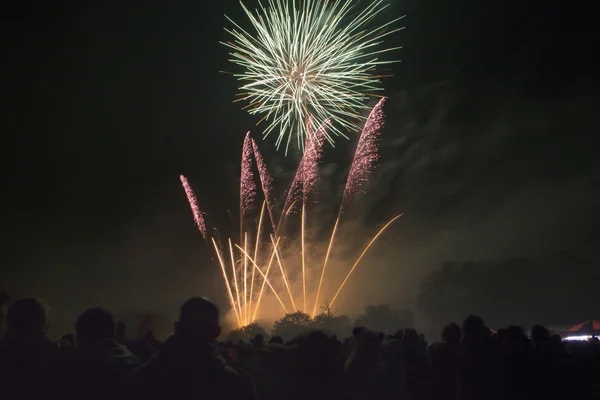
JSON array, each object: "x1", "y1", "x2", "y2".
[
  {"x1": 312, "y1": 312, "x2": 352, "y2": 338},
  {"x1": 417, "y1": 253, "x2": 600, "y2": 329},
  {"x1": 320, "y1": 299, "x2": 336, "y2": 317},
  {"x1": 226, "y1": 322, "x2": 269, "y2": 342},
  {"x1": 355, "y1": 304, "x2": 414, "y2": 333},
  {"x1": 272, "y1": 311, "x2": 312, "y2": 341}
]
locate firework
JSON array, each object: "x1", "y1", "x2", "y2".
[
  {"x1": 252, "y1": 139, "x2": 275, "y2": 230},
  {"x1": 302, "y1": 118, "x2": 327, "y2": 199},
  {"x1": 180, "y1": 175, "x2": 207, "y2": 238},
  {"x1": 281, "y1": 120, "x2": 327, "y2": 219},
  {"x1": 240, "y1": 132, "x2": 257, "y2": 216},
  {"x1": 311, "y1": 97, "x2": 386, "y2": 316},
  {"x1": 223, "y1": 0, "x2": 403, "y2": 153},
  {"x1": 248, "y1": 201, "x2": 266, "y2": 320},
  {"x1": 212, "y1": 238, "x2": 241, "y2": 326},
  {"x1": 342, "y1": 98, "x2": 386, "y2": 205},
  {"x1": 329, "y1": 213, "x2": 403, "y2": 308},
  {"x1": 182, "y1": 102, "x2": 400, "y2": 327}
]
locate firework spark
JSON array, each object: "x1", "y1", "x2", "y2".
[
  {"x1": 180, "y1": 175, "x2": 207, "y2": 238},
  {"x1": 223, "y1": 0, "x2": 403, "y2": 153},
  {"x1": 302, "y1": 118, "x2": 327, "y2": 199},
  {"x1": 240, "y1": 132, "x2": 257, "y2": 216},
  {"x1": 342, "y1": 98, "x2": 386, "y2": 205},
  {"x1": 252, "y1": 139, "x2": 275, "y2": 230},
  {"x1": 281, "y1": 120, "x2": 327, "y2": 219}
]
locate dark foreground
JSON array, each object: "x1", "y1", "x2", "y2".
[{"x1": 1, "y1": 296, "x2": 598, "y2": 400}]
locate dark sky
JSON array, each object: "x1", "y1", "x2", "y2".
[{"x1": 2, "y1": 0, "x2": 599, "y2": 334}]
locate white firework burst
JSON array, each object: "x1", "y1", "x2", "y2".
[{"x1": 222, "y1": 0, "x2": 403, "y2": 154}]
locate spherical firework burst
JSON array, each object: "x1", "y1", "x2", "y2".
[{"x1": 222, "y1": 0, "x2": 403, "y2": 154}]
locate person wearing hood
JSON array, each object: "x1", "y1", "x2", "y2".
[
  {"x1": 43, "y1": 307, "x2": 140, "y2": 399},
  {"x1": 127, "y1": 296, "x2": 258, "y2": 400},
  {"x1": 0, "y1": 298, "x2": 55, "y2": 398}
]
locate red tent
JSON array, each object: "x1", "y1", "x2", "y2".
[{"x1": 565, "y1": 320, "x2": 600, "y2": 336}]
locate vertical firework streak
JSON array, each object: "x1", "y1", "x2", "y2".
[
  {"x1": 243, "y1": 233, "x2": 248, "y2": 325},
  {"x1": 228, "y1": 239, "x2": 243, "y2": 320},
  {"x1": 301, "y1": 120, "x2": 326, "y2": 311},
  {"x1": 252, "y1": 236, "x2": 284, "y2": 321},
  {"x1": 252, "y1": 140, "x2": 275, "y2": 231},
  {"x1": 269, "y1": 122, "x2": 326, "y2": 312},
  {"x1": 341, "y1": 99, "x2": 386, "y2": 205},
  {"x1": 237, "y1": 238, "x2": 289, "y2": 316},
  {"x1": 240, "y1": 132, "x2": 256, "y2": 239},
  {"x1": 273, "y1": 237, "x2": 297, "y2": 312},
  {"x1": 249, "y1": 201, "x2": 266, "y2": 321},
  {"x1": 311, "y1": 217, "x2": 340, "y2": 317},
  {"x1": 180, "y1": 175, "x2": 207, "y2": 238},
  {"x1": 302, "y1": 119, "x2": 327, "y2": 197},
  {"x1": 301, "y1": 202, "x2": 307, "y2": 312},
  {"x1": 312, "y1": 98, "x2": 386, "y2": 316},
  {"x1": 240, "y1": 133, "x2": 256, "y2": 325},
  {"x1": 212, "y1": 238, "x2": 241, "y2": 326},
  {"x1": 281, "y1": 120, "x2": 326, "y2": 220}
]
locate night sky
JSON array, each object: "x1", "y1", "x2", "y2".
[{"x1": 2, "y1": 0, "x2": 599, "y2": 335}]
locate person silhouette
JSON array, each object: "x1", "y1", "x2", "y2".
[
  {"x1": 128, "y1": 297, "x2": 258, "y2": 400},
  {"x1": 0, "y1": 298, "x2": 54, "y2": 398},
  {"x1": 42, "y1": 307, "x2": 139, "y2": 399}
]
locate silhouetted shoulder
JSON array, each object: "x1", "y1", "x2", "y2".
[{"x1": 223, "y1": 365, "x2": 258, "y2": 400}]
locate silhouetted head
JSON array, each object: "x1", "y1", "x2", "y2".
[
  {"x1": 505, "y1": 325, "x2": 529, "y2": 349},
  {"x1": 252, "y1": 333, "x2": 264, "y2": 347},
  {"x1": 6, "y1": 298, "x2": 48, "y2": 337},
  {"x1": 393, "y1": 329, "x2": 404, "y2": 341},
  {"x1": 462, "y1": 315, "x2": 488, "y2": 347},
  {"x1": 76, "y1": 308, "x2": 116, "y2": 344},
  {"x1": 352, "y1": 326, "x2": 367, "y2": 338},
  {"x1": 116, "y1": 321, "x2": 126, "y2": 337},
  {"x1": 175, "y1": 297, "x2": 220, "y2": 341},
  {"x1": 462, "y1": 315, "x2": 485, "y2": 336},
  {"x1": 298, "y1": 330, "x2": 336, "y2": 379},
  {"x1": 269, "y1": 335, "x2": 283, "y2": 344},
  {"x1": 442, "y1": 322, "x2": 462, "y2": 345},
  {"x1": 402, "y1": 328, "x2": 418, "y2": 350},
  {"x1": 507, "y1": 325, "x2": 525, "y2": 338},
  {"x1": 531, "y1": 325, "x2": 550, "y2": 345}
]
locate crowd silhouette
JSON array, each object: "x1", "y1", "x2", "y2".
[{"x1": 1, "y1": 294, "x2": 599, "y2": 399}]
